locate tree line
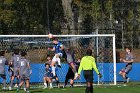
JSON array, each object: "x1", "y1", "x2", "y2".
[{"x1": 0, "y1": 0, "x2": 140, "y2": 48}]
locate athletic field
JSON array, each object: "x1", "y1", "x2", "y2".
[{"x1": 1, "y1": 82, "x2": 140, "y2": 93}]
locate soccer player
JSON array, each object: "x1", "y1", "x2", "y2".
[
  {"x1": 48, "y1": 38, "x2": 64, "y2": 77},
  {"x1": 43, "y1": 55, "x2": 60, "y2": 88},
  {"x1": 65, "y1": 48, "x2": 78, "y2": 79},
  {"x1": 18, "y1": 51, "x2": 31, "y2": 93},
  {"x1": 119, "y1": 47, "x2": 134, "y2": 83},
  {"x1": 0, "y1": 50, "x2": 8, "y2": 90},
  {"x1": 43, "y1": 63, "x2": 53, "y2": 89},
  {"x1": 63, "y1": 66, "x2": 75, "y2": 88},
  {"x1": 77, "y1": 49, "x2": 102, "y2": 93},
  {"x1": 9, "y1": 49, "x2": 21, "y2": 90}
]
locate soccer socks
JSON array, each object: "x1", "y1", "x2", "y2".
[
  {"x1": 50, "y1": 83, "x2": 53, "y2": 88},
  {"x1": 44, "y1": 82, "x2": 47, "y2": 87},
  {"x1": 52, "y1": 66, "x2": 56, "y2": 76},
  {"x1": 9, "y1": 80, "x2": 14, "y2": 87},
  {"x1": 70, "y1": 84, "x2": 73, "y2": 87},
  {"x1": 85, "y1": 87, "x2": 90, "y2": 93},
  {"x1": 125, "y1": 76, "x2": 128, "y2": 79},
  {"x1": 64, "y1": 74, "x2": 70, "y2": 87},
  {"x1": 3, "y1": 79, "x2": 6, "y2": 89},
  {"x1": 90, "y1": 84, "x2": 93, "y2": 93},
  {"x1": 56, "y1": 80, "x2": 59, "y2": 86},
  {"x1": 56, "y1": 57, "x2": 61, "y2": 66},
  {"x1": 16, "y1": 78, "x2": 19, "y2": 87}
]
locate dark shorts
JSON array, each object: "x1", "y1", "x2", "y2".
[
  {"x1": 52, "y1": 74, "x2": 58, "y2": 79},
  {"x1": 83, "y1": 70, "x2": 93, "y2": 82},
  {"x1": 0, "y1": 74, "x2": 6, "y2": 79},
  {"x1": 14, "y1": 69, "x2": 19, "y2": 77},
  {"x1": 121, "y1": 65, "x2": 132, "y2": 74},
  {"x1": 66, "y1": 67, "x2": 74, "y2": 80},
  {"x1": 20, "y1": 74, "x2": 30, "y2": 80},
  {"x1": 44, "y1": 73, "x2": 53, "y2": 78}
]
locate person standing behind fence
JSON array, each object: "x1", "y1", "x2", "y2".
[
  {"x1": 77, "y1": 49, "x2": 102, "y2": 93},
  {"x1": 119, "y1": 47, "x2": 134, "y2": 83},
  {"x1": 0, "y1": 50, "x2": 8, "y2": 90}
]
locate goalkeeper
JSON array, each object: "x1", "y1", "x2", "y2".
[
  {"x1": 65, "y1": 47, "x2": 78, "y2": 79},
  {"x1": 77, "y1": 49, "x2": 102, "y2": 93}
]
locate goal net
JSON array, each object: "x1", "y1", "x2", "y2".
[{"x1": 0, "y1": 34, "x2": 116, "y2": 89}]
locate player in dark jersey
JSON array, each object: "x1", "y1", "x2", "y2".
[
  {"x1": 119, "y1": 47, "x2": 134, "y2": 83},
  {"x1": 63, "y1": 58, "x2": 81, "y2": 88},
  {"x1": 63, "y1": 66, "x2": 75, "y2": 88},
  {"x1": 43, "y1": 63, "x2": 53, "y2": 89},
  {"x1": 18, "y1": 51, "x2": 31, "y2": 93},
  {"x1": 9, "y1": 49, "x2": 21, "y2": 90},
  {"x1": 43, "y1": 55, "x2": 60, "y2": 88},
  {"x1": 48, "y1": 38, "x2": 64, "y2": 77},
  {"x1": 0, "y1": 50, "x2": 8, "y2": 90}
]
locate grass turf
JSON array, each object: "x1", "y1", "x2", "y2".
[{"x1": 1, "y1": 82, "x2": 140, "y2": 93}]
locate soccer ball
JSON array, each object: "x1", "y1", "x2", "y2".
[{"x1": 48, "y1": 33, "x2": 53, "y2": 38}]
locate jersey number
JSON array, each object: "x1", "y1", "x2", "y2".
[
  {"x1": 0, "y1": 59, "x2": 2, "y2": 64},
  {"x1": 21, "y1": 61, "x2": 25, "y2": 66}
]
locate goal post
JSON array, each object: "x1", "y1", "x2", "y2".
[{"x1": 0, "y1": 34, "x2": 116, "y2": 87}]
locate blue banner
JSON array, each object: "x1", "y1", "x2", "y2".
[{"x1": 0, "y1": 63, "x2": 140, "y2": 83}]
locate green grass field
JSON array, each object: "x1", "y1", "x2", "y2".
[{"x1": 1, "y1": 82, "x2": 140, "y2": 93}]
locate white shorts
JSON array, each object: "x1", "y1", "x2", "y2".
[{"x1": 52, "y1": 53, "x2": 63, "y2": 62}]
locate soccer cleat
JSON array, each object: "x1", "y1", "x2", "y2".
[
  {"x1": 9, "y1": 87, "x2": 12, "y2": 90},
  {"x1": 127, "y1": 78, "x2": 130, "y2": 83},
  {"x1": 50, "y1": 86, "x2": 53, "y2": 89},
  {"x1": 57, "y1": 85, "x2": 60, "y2": 88},
  {"x1": 63, "y1": 85, "x2": 66, "y2": 88},
  {"x1": 70, "y1": 85, "x2": 73, "y2": 88},
  {"x1": 24, "y1": 88, "x2": 27, "y2": 91},
  {"x1": 43, "y1": 86, "x2": 48, "y2": 89},
  {"x1": 57, "y1": 65, "x2": 61, "y2": 68},
  {"x1": 26, "y1": 90, "x2": 30, "y2": 93},
  {"x1": 14, "y1": 84, "x2": 18, "y2": 88},
  {"x1": 2, "y1": 87, "x2": 6, "y2": 90}
]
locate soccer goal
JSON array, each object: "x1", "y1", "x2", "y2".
[{"x1": 0, "y1": 34, "x2": 116, "y2": 89}]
